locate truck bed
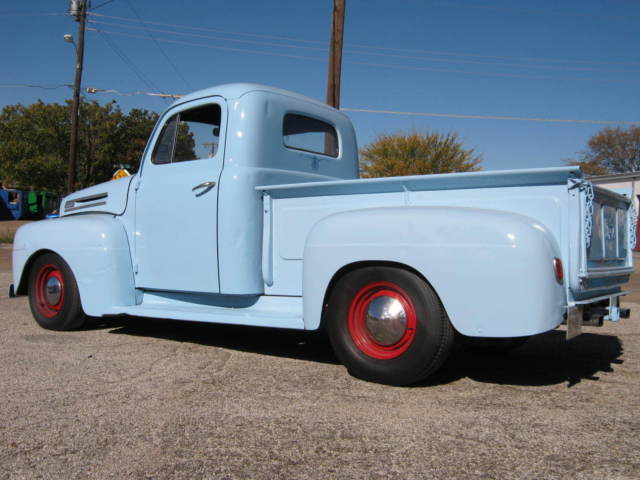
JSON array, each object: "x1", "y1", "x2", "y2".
[{"x1": 258, "y1": 166, "x2": 633, "y2": 336}]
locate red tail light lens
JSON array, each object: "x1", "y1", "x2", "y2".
[{"x1": 553, "y1": 257, "x2": 564, "y2": 283}]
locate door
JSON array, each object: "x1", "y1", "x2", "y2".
[{"x1": 134, "y1": 97, "x2": 226, "y2": 293}]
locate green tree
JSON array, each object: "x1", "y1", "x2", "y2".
[
  {"x1": 0, "y1": 99, "x2": 158, "y2": 192},
  {"x1": 566, "y1": 126, "x2": 640, "y2": 175},
  {"x1": 359, "y1": 130, "x2": 482, "y2": 178}
]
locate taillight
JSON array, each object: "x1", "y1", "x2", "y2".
[{"x1": 553, "y1": 257, "x2": 564, "y2": 284}]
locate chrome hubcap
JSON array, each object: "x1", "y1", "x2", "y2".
[
  {"x1": 45, "y1": 276, "x2": 62, "y2": 305},
  {"x1": 365, "y1": 296, "x2": 408, "y2": 346}
]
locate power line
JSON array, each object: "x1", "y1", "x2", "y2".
[
  {"x1": 87, "y1": 11, "x2": 640, "y2": 68},
  {"x1": 85, "y1": 86, "x2": 181, "y2": 98},
  {"x1": 0, "y1": 83, "x2": 72, "y2": 90},
  {"x1": 87, "y1": 28, "x2": 634, "y2": 85},
  {"x1": 88, "y1": 27, "x2": 321, "y2": 61},
  {"x1": 423, "y1": 0, "x2": 633, "y2": 21},
  {"x1": 79, "y1": 86, "x2": 640, "y2": 126},
  {"x1": 88, "y1": 12, "x2": 328, "y2": 46},
  {"x1": 94, "y1": 29, "x2": 168, "y2": 101},
  {"x1": 90, "y1": 0, "x2": 116, "y2": 11},
  {"x1": 347, "y1": 42, "x2": 640, "y2": 68},
  {"x1": 88, "y1": 18, "x2": 638, "y2": 74},
  {"x1": 122, "y1": 0, "x2": 192, "y2": 90},
  {"x1": 342, "y1": 108, "x2": 640, "y2": 126},
  {"x1": 0, "y1": 13, "x2": 64, "y2": 17},
  {"x1": 88, "y1": 19, "x2": 328, "y2": 54},
  {"x1": 88, "y1": 19, "x2": 638, "y2": 74}
]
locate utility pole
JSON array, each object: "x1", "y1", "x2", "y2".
[
  {"x1": 326, "y1": 0, "x2": 346, "y2": 109},
  {"x1": 66, "y1": 0, "x2": 87, "y2": 194}
]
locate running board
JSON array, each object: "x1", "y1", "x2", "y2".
[{"x1": 111, "y1": 292, "x2": 305, "y2": 330}]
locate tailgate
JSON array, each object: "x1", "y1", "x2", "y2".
[{"x1": 576, "y1": 183, "x2": 635, "y2": 293}]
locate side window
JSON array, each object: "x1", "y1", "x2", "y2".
[
  {"x1": 151, "y1": 103, "x2": 221, "y2": 165},
  {"x1": 283, "y1": 114, "x2": 339, "y2": 158},
  {"x1": 151, "y1": 115, "x2": 177, "y2": 165}
]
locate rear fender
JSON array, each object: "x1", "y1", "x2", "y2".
[
  {"x1": 303, "y1": 206, "x2": 566, "y2": 337},
  {"x1": 12, "y1": 214, "x2": 136, "y2": 316}
]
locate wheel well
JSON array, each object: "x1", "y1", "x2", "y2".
[
  {"x1": 318, "y1": 260, "x2": 446, "y2": 330},
  {"x1": 16, "y1": 249, "x2": 57, "y2": 296}
]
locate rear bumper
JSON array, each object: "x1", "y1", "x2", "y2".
[{"x1": 566, "y1": 291, "x2": 630, "y2": 340}]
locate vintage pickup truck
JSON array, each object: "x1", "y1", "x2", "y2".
[{"x1": 10, "y1": 83, "x2": 635, "y2": 385}]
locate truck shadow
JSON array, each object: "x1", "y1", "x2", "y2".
[
  {"x1": 92, "y1": 315, "x2": 340, "y2": 365},
  {"x1": 429, "y1": 330, "x2": 624, "y2": 388},
  {"x1": 92, "y1": 317, "x2": 623, "y2": 388}
]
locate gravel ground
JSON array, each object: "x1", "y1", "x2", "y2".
[{"x1": 0, "y1": 242, "x2": 639, "y2": 479}]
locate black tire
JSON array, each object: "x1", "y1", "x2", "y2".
[
  {"x1": 28, "y1": 253, "x2": 86, "y2": 331},
  {"x1": 326, "y1": 267, "x2": 454, "y2": 386}
]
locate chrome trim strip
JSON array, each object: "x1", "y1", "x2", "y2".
[
  {"x1": 64, "y1": 201, "x2": 107, "y2": 212},
  {"x1": 579, "y1": 267, "x2": 634, "y2": 279},
  {"x1": 570, "y1": 290, "x2": 630, "y2": 306},
  {"x1": 64, "y1": 192, "x2": 108, "y2": 209}
]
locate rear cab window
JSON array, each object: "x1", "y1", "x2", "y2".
[{"x1": 283, "y1": 114, "x2": 339, "y2": 158}]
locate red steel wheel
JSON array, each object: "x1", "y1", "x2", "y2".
[
  {"x1": 33, "y1": 264, "x2": 65, "y2": 318},
  {"x1": 327, "y1": 266, "x2": 454, "y2": 386},
  {"x1": 28, "y1": 253, "x2": 86, "y2": 331},
  {"x1": 347, "y1": 281, "x2": 417, "y2": 360}
]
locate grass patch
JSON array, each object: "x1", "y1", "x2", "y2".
[{"x1": 0, "y1": 231, "x2": 14, "y2": 244}]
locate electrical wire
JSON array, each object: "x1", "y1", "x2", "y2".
[
  {"x1": 88, "y1": 19, "x2": 637, "y2": 74},
  {"x1": 88, "y1": 18, "x2": 638, "y2": 74},
  {"x1": 0, "y1": 13, "x2": 65, "y2": 17},
  {"x1": 123, "y1": 0, "x2": 192, "y2": 90},
  {"x1": 87, "y1": 11, "x2": 640, "y2": 68},
  {"x1": 88, "y1": 19, "x2": 328, "y2": 54},
  {"x1": 0, "y1": 83, "x2": 72, "y2": 90},
  {"x1": 90, "y1": 0, "x2": 116, "y2": 11},
  {"x1": 78, "y1": 86, "x2": 640, "y2": 126},
  {"x1": 87, "y1": 27, "x2": 322, "y2": 61},
  {"x1": 342, "y1": 107, "x2": 640, "y2": 125},
  {"x1": 422, "y1": 0, "x2": 633, "y2": 21},
  {"x1": 85, "y1": 87, "x2": 181, "y2": 98},
  {"x1": 88, "y1": 12, "x2": 327, "y2": 46},
  {"x1": 94, "y1": 29, "x2": 168, "y2": 102},
  {"x1": 87, "y1": 28, "x2": 636, "y2": 85}
]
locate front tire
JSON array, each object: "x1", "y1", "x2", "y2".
[
  {"x1": 327, "y1": 267, "x2": 454, "y2": 386},
  {"x1": 28, "y1": 253, "x2": 86, "y2": 331}
]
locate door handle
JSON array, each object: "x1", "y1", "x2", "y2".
[{"x1": 192, "y1": 181, "x2": 216, "y2": 196}]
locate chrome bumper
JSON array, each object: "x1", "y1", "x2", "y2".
[{"x1": 566, "y1": 291, "x2": 630, "y2": 340}]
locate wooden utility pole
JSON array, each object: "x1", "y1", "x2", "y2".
[
  {"x1": 67, "y1": 0, "x2": 87, "y2": 194},
  {"x1": 326, "y1": 0, "x2": 346, "y2": 109}
]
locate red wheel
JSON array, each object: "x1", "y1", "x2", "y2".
[
  {"x1": 327, "y1": 267, "x2": 454, "y2": 386},
  {"x1": 347, "y1": 281, "x2": 417, "y2": 360},
  {"x1": 28, "y1": 253, "x2": 86, "y2": 331},
  {"x1": 33, "y1": 264, "x2": 65, "y2": 318}
]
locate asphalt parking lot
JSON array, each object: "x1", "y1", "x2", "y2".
[{"x1": 1, "y1": 242, "x2": 639, "y2": 479}]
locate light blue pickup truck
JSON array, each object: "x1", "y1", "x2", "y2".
[{"x1": 10, "y1": 84, "x2": 635, "y2": 385}]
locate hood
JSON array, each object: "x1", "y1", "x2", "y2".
[{"x1": 60, "y1": 175, "x2": 136, "y2": 216}]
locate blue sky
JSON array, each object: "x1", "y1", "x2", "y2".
[{"x1": 1, "y1": 0, "x2": 638, "y2": 172}]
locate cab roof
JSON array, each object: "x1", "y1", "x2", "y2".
[{"x1": 171, "y1": 83, "x2": 337, "y2": 113}]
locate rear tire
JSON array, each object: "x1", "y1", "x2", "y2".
[
  {"x1": 28, "y1": 253, "x2": 86, "y2": 331},
  {"x1": 327, "y1": 267, "x2": 454, "y2": 386}
]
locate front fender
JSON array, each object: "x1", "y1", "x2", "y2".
[
  {"x1": 12, "y1": 214, "x2": 136, "y2": 316},
  {"x1": 303, "y1": 206, "x2": 566, "y2": 337}
]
